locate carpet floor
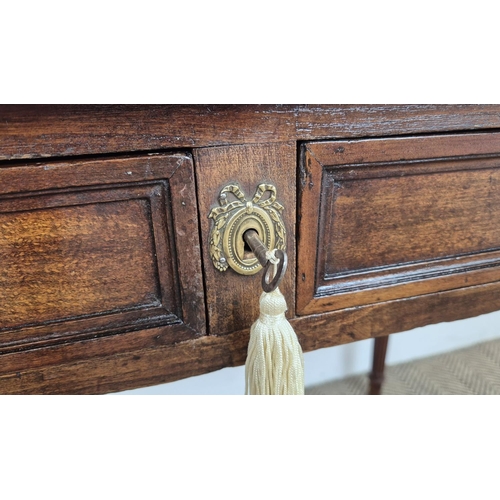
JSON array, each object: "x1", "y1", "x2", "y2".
[{"x1": 306, "y1": 338, "x2": 500, "y2": 395}]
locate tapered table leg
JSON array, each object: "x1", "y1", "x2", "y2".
[{"x1": 368, "y1": 335, "x2": 389, "y2": 395}]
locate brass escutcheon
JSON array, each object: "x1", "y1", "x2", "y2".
[{"x1": 208, "y1": 183, "x2": 286, "y2": 275}]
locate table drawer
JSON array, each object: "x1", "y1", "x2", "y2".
[
  {"x1": 0, "y1": 153, "x2": 205, "y2": 352},
  {"x1": 297, "y1": 133, "x2": 500, "y2": 314}
]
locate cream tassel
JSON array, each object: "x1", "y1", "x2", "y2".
[{"x1": 245, "y1": 287, "x2": 304, "y2": 395}]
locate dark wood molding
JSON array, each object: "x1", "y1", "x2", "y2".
[
  {"x1": 0, "y1": 153, "x2": 205, "y2": 355},
  {"x1": 2, "y1": 280, "x2": 500, "y2": 394},
  {"x1": 297, "y1": 133, "x2": 500, "y2": 315},
  {"x1": 3, "y1": 105, "x2": 500, "y2": 394},
  {"x1": 2, "y1": 105, "x2": 500, "y2": 161}
]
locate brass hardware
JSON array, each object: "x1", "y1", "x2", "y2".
[{"x1": 208, "y1": 183, "x2": 286, "y2": 275}]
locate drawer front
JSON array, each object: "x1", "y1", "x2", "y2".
[
  {"x1": 297, "y1": 133, "x2": 500, "y2": 314},
  {"x1": 0, "y1": 154, "x2": 205, "y2": 352}
]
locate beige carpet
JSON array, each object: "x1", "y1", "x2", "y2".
[{"x1": 306, "y1": 338, "x2": 500, "y2": 395}]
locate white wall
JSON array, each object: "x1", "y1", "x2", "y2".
[{"x1": 116, "y1": 310, "x2": 500, "y2": 395}]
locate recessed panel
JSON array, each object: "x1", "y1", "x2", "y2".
[
  {"x1": 0, "y1": 154, "x2": 205, "y2": 351},
  {"x1": 323, "y1": 167, "x2": 500, "y2": 277},
  {"x1": 0, "y1": 198, "x2": 160, "y2": 330},
  {"x1": 297, "y1": 133, "x2": 500, "y2": 314}
]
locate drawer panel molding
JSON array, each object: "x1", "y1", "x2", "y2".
[
  {"x1": 0, "y1": 154, "x2": 205, "y2": 352},
  {"x1": 297, "y1": 133, "x2": 500, "y2": 314}
]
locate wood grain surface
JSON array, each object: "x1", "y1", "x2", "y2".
[
  {"x1": 1, "y1": 105, "x2": 500, "y2": 160},
  {"x1": 0, "y1": 153, "x2": 206, "y2": 353},
  {"x1": 0, "y1": 198, "x2": 160, "y2": 329},
  {"x1": 2, "y1": 106, "x2": 500, "y2": 394},
  {"x1": 298, "y1": 133, "x2": 500, "y2": 314},
  {"x1": 323, "y1": 168, "x2": 500, "y2": 275},
  {"x1": 2, "y1": 280, "x2": 500, "y2": 394}
]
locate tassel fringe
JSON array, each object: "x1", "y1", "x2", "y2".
[{"x1": 245, "y1": 288, "x2": 304, "y2": 395}]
